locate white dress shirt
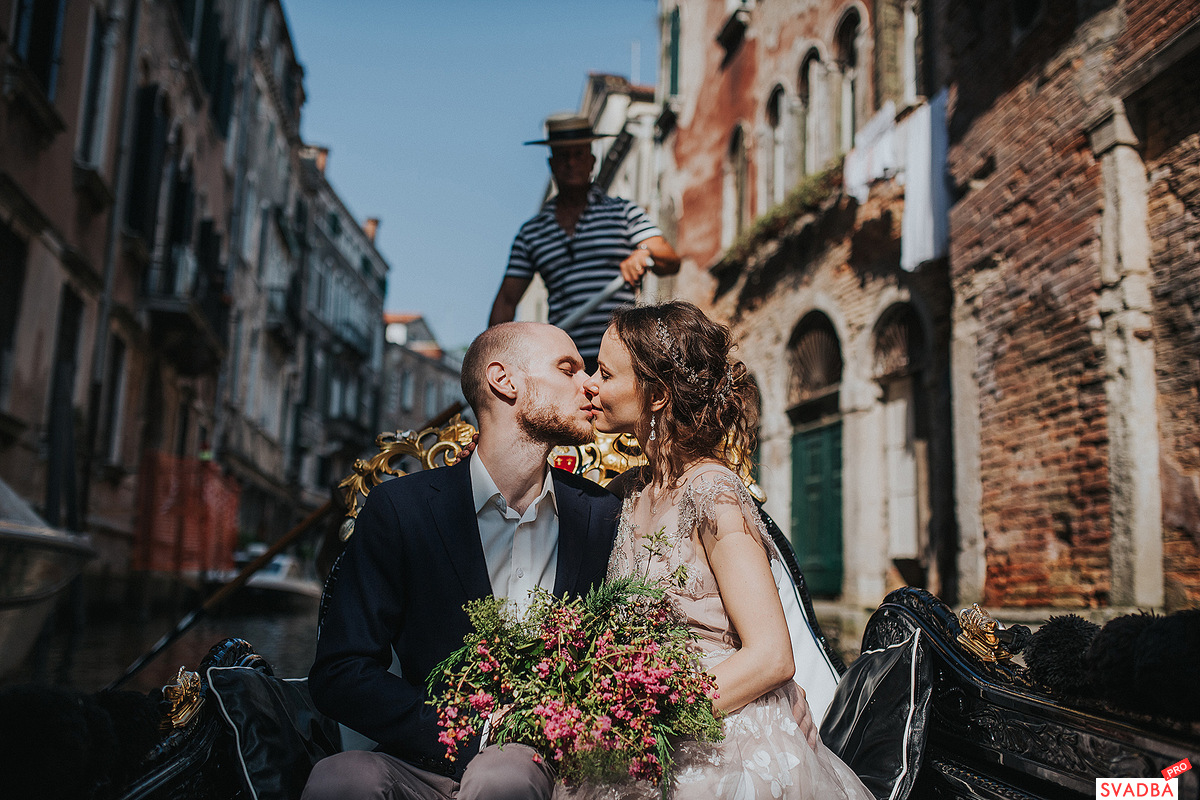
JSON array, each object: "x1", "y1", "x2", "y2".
[{"x1": 470, "y1": 455, "x2": 559, "y2": 613}]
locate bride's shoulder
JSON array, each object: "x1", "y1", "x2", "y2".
[{"x1": 680, "y1": 462, "x2": 745, "y2": 496}]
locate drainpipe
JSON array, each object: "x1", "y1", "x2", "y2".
[{"x1": 81, "y1": 0, "x2": 142, "y2": 528}]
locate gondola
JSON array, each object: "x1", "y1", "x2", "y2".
[{"x1": 2, "y1": 419, "x2": 1196, "y2": 800}]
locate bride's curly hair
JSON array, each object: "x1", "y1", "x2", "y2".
[{"x1": 609, "y1": 301, "x2": 759, "y2": 488}]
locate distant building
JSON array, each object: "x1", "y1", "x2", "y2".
[
  {"x1": 380, "y1": 313, "x2": 466, "y2": 435},
  {"x1": 292, "y1": 147, "x2": 387, "y2": 508},
  {"x1": 0, "y1": 0, "x2": 388, "y2": 606},
  {"x1": 217, "y1": 0, "x2": 309, "y2": 547}
]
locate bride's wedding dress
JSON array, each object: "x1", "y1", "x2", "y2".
[{"x1": 559, "y1": 464, "x2": 871, "y2": 800}]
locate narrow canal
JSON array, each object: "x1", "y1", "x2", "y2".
[{"x1": 2, "y1": 603, "x2": 321, "y2": 694}]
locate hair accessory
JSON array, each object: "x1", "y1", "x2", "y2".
[
  {"x1": 654, "y1": 318, "x2": 703, "y2": 385},
  {"x1": 715, "y1": 362, "x2": 736, "y2": 405},
  {"x1": 649, "y1": 413, "x2": 657, "y2": 442}
]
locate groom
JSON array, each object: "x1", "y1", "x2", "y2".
[{"x1": 303, "y1": 322, "x2": 621, "y2": 800}]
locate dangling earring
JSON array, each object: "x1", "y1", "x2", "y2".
[{"x1": 649, "y1": 413, "x2": 657, "y2": 442}]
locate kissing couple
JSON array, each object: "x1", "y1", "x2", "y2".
[{"x1": 303, "y1": 301, "x2": 871, "y2": 800}]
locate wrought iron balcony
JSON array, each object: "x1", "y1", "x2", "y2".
[
  {"x1": 142, "y1": 245, "x2": 228, "y2": 375},
  {"x1": 334, "y1": 318, "x2": 372, "y2": 358},
  {"x1": 265, "y1": 279, "x2": 303, "y2": 350}
]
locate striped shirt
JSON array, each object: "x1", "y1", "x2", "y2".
[{"x1": 505, "y1": 185, "x2": 661, "y2": 361}]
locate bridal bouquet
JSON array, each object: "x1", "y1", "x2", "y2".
[{"x1": 428, "y1": 578, "x2": 723, "y2": 789}]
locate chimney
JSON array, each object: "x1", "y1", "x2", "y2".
[
  {"x1": 314, "y1": 146, "x2": 329, "y2": 175},
  {"x1": 364, "y1": 217, "x2": 380, "y2": 243}
]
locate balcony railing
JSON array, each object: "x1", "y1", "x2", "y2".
[
  {"x1": 335, "y1": 318, "x2": 372, "y2": 357},
  {"x1": 142, "y1": 245, "x2": 228, "y2": 375},
  {"x1": 265, "y1": 281, "x2": 302, "y2": 349}
]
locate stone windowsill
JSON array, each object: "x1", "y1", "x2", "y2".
[
  {"x1": 73, "y1": 160, "x2": 115, "y2": 212},
  {"x1": 1, "y1": 54, "x2": 66, "y2": 142}
]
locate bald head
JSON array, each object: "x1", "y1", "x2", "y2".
[{"x1": 460, "y1": 322, "x2": 545, "y2": 414}]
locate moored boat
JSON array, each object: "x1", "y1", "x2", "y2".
[
  {"x1": 204, "y1": 544, "x2": 322, "y2": 614},
  {"x1": 0, "y1": 477, "x2": 96, "y2": 681}
]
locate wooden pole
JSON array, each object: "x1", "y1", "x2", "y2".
[{"x1": 105, "y1": 401, "x2": 468, "y2": 690}]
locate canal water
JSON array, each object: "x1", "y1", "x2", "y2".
[{"x1": 2, "y1": 604, "x2": 321, "y2": 694}]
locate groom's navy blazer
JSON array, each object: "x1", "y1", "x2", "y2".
[{"x1": 309, "y1": 455, "x2": 620, "y2": 776}]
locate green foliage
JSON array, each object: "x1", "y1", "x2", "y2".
[{"x1": 721, "y1": 159, "x2": 845, "y2": 266}]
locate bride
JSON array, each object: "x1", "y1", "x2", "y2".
[{"x1": 572, "y1": 301, "x2": 871, "y2": 800}]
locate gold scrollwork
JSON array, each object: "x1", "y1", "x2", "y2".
[
  {"x1": 550, "y1": 431, "x2": 646, "y2": 485},
  {"x1": 337, "y1": 419, "x2": 766, "y2": 541},
  {"x1": 162, "y1": 667, "x2": 203, "y2": 730},
  {"x1": 337, "y1": 416, "x2": 477, "y2": 541},
  {"x1": 957, "y1": 603, "x2": 1012, "y2": 663}
]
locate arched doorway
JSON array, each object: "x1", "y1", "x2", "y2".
[{"x1": 787, "y1": 312, "x2": 843, "y2": 596}]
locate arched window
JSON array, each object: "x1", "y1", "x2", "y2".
[
  {"x1": 798, "y1": 49, "x2": 822, "y2": 175},
  {"x1": 788, "y1": 313, "x2": 842, "y2": 410},
  {"x1": 788, "y1": 312, "x2": 844, "y2": 596},
  {"x1": 722, "y1": 124, "x2": 750, "y2": 247},
  {"x1": 766, "y1": 85, "x2": 787, "y2": 206},
  {"x1": 834, "y1": 9, "x2": 861, "y2": 154},
  {"x1": 873, "y1": 303, "x2": 925, "y2": 381}
]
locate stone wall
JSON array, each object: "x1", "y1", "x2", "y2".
[{"x1": 711, "y1": 180, "x2": 954, "y2": 609}]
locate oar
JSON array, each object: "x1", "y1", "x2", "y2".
[
  {"x1": 105, "y1": 401, "x2": 467, "y2": 690},
  {"x1": 557, "y1": 274, "x2": 631, "y2": 334},
  {"x1": 105, "y1": 501, "x2": 332, "y2": 690}
]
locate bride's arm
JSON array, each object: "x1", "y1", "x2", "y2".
[{"x1": 699, "y1": 494, "x2": 795, "y2": 714}]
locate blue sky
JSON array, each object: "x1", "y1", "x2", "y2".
[{"x1": 283, "y1": 1, "x2": 661, "y2": 351}]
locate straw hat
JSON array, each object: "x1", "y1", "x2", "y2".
[{"x1": 524, "y1": 113, "x2": 615, "y2": 146}]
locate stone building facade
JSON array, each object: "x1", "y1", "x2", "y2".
[
  {"x1": 289, "y1": 146, "x2": 386, "y2": 511},
  {"x1": 216, "y1": 0, "x2": 309, "y2": 546},
  {"x1": 1, "y1": 0, "x2": 243, "y2": 578},
  {"x1": 654, "y1": 0, "x2": 955, "y2": 617},
  {"x1": 655, "y1": 0, "x2": 1200, "y2": 616}
]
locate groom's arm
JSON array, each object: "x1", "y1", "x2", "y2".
[{"x1": 308, "y1": 482, "x2": 461, "y2": 774}]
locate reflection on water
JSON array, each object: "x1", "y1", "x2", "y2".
[{"x1": 2, "y1": 604, "x2": 320, "y2": 694}]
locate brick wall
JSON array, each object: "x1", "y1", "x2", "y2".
[
  {"x1": 1139, "y1": 48, "x2": 1200, "y2": 609},
  {"x1": 948, "y1": 4, "x2": 1113, "y2": 607},
  {"x1": 1119, "y1": 1, "x2": 1200, "y2": 69}
]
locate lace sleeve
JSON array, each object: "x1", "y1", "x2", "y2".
[{"x1": 680, "y1": 468, "x2": 776, "y2": 557}]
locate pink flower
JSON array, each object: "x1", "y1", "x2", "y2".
[{"x1": 468, "y1": 691, "x2": 495, "y2": 713}]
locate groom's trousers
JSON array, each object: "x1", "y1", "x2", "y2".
[{"x1": 300, "y1": 743, "x2": 555, "y2": 800}]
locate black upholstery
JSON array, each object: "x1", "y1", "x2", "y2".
[
  {"x1": 207, "y1": 668, "x2": 341, "y2": 800},
  {"x1": 820, "y1": 629, "x2": 931, "y2": 800}
]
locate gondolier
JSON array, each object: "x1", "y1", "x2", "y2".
[{"x1": 488, "y1": 113, "x2": 680, "y2": 373}]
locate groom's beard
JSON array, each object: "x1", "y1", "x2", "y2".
[{"x1": 518, "y1": 385, "x2": 594, "y2": 447}]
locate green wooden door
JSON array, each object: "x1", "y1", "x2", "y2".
[{"x1": 791, "y1": 421, "x2": 843, "y2": 596}]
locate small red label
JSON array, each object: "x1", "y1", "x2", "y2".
[
  {"x1": 552, "y1": 454, "x2": 578, "y2": 472},
  {"x1": 1162, "y1": 759, "x2": 1192, "y2": 780}
]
